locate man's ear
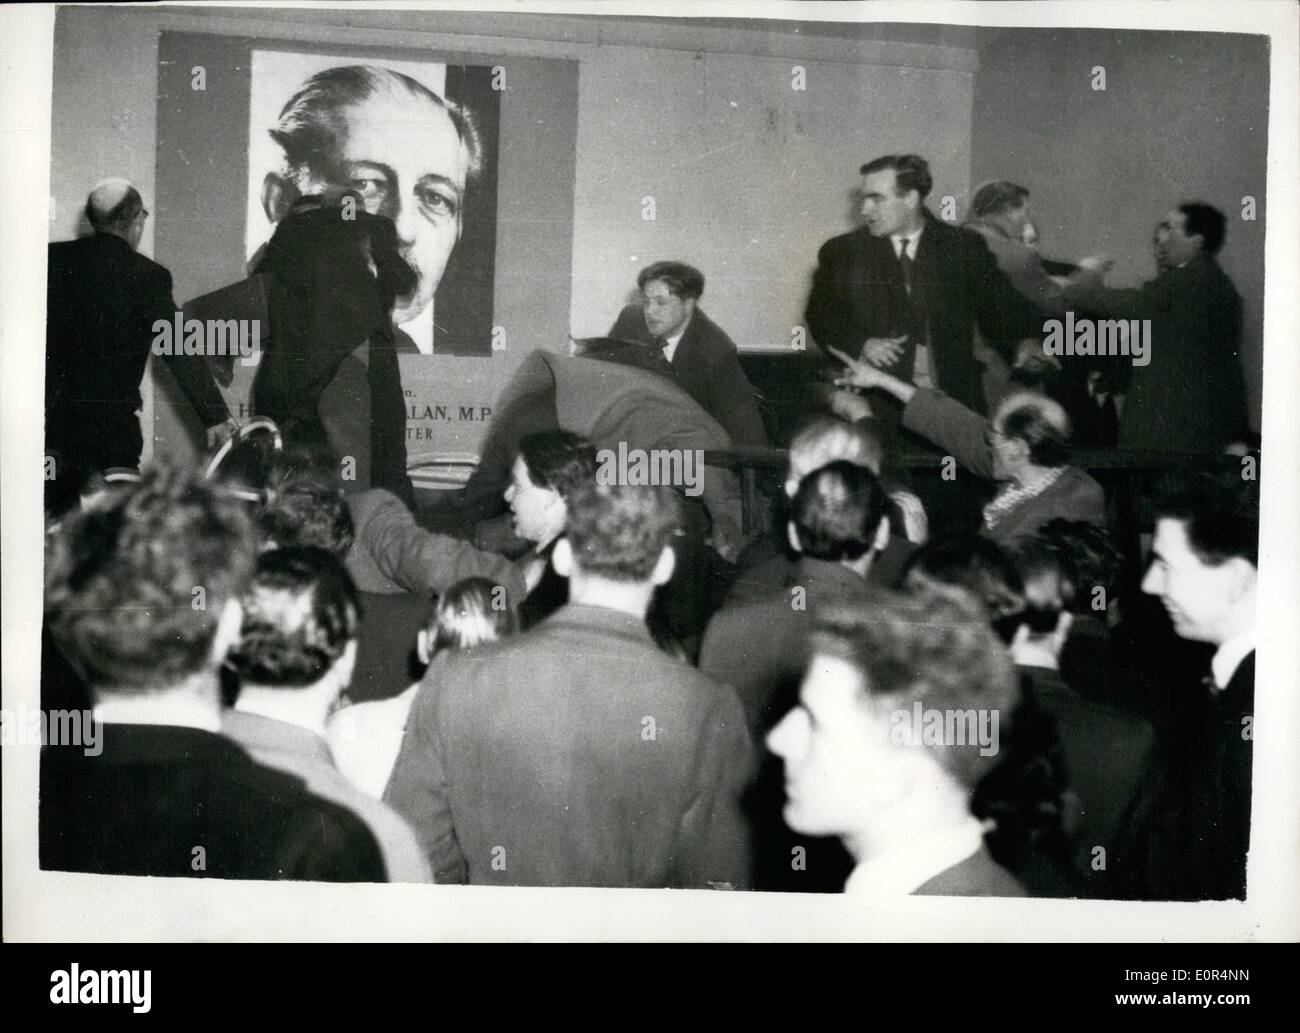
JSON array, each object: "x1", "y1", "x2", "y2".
[
  {"x1": 651, "y1": 545, "x2": 677, "y2": 587},
  {"x1": 1224, "y1": 556, "x2": 1259, "y2": 600},
  {"x1": 872, "y1": 515, "x2": 891, "y2": 554},
  {"x1": 261, "y1": 172, "x2": 299, "y2": 224},
  {"x1": 552, "y1": 536, "x2": 574, "y2": 578},
  {"x1": 786, "y1": 520, "x2": 803, "y2": 554},
  {"x1": 209, "y1": 598, "x2": 244, "y2": 668}
]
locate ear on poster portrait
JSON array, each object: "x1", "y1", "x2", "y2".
[{"x1": 261, "y1": 172, "x2": 302, "y2": 224}]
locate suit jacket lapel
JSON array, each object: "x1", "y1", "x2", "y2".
[{"x1": 672, "y1": 309, "x2": 703, "y2": 376}]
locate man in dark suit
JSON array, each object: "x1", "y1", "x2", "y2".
[
  {"x1": 261, "y1": 65, "x2": 482, "y2": 356},
  {"x1": 1010, "y1": 538, "x2": 1161, "y2": 898},
  {"x1": 767, "y1": 584, "x2": 1026, "y2": 898},
  {"x1": 223, "y1": 547, "x2": 431, "y2": 882},
  {"x1": 701, "y1": 461, "x2": 892, "y2": 739},
  {"x1": 45, "y1": 180, "x2": 232, "y2": 511},
  {"x1": 608, "y1": 261, "x2": 767, "y2": 446},
  {"x1": 251, "y1": 190, "x2": 418, "y2": 505},
  {"x1": 40, "y1": 461, "x2": 386, "y2": 881},
  {"x1": 385, "y1": 480, "x2": 755, "y2": 887},
  {"x1": 1140, "y1": 467, "x2": 1258, "y2": 899},
  {"x1": 1060, "y1": 202, "x2": 1250, "y2": 453},
  {"x1": 726, "y1": 415, "x2": 921, "y2": 609},
  {"x1": 701, "y1": 461, "x2": 892, "y2": 893},
  {"x1": 805, "y1": 154, "x2": 1043, "y2": 417}
]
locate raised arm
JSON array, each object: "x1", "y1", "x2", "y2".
[
  {"x1": 359, "y1": 490, "x2": 527, "y2": 603},
  {"x1": 833, "y1": 351, "x2": 995, "y2": 479}
]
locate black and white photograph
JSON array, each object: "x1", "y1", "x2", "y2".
[{"x1": 2, "y1": 0, "x2": 1298, "y2": 952}]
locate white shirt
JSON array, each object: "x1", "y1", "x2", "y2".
[
  {"x1": 661, "y1": 319, "x2": 689, "y2": 364},
  {"x1": 1211, "y1": 628, "x2": 1256, "y2": 692},
  {"x1": 889, "y1": 224, "x2": 931, "y2": 385},
  {"x1": 891, "y1": 225, "x2": 925, "y2": 264},
  {"x1": 327, "y1": 685, "x2": 419, "y2": 798},
  {"x1": 843, "y1": 816, "x2": 987, "y2": 898}
]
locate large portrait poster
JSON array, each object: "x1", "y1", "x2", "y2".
[{"x1": 153, "y1": 32, "x2": 576, "y2": 478}]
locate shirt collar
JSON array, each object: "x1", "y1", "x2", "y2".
[
  {"x1": 93, "y1": 696, "x2": 222, "y2": 734},
  {"x1": 843, "y1": 816, "x2": 986, "y2": 898},
  {"x1": 227, "y1": 704, "x2": 332, "y2": 751},
  {"x1": 891, "y1": 224, "x2": 924, "y2": 257},
  {"x1": 662, "y1": 314, "x2": 691, "y2": 361},
  {"x1": 1211, "y1": 628, "x2": 1256, "y2": 692}
]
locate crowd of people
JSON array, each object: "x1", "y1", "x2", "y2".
[
  {"x1": 41, "y1": 124, "x2": 1260, "y2": 902},
  {"x1": 39, "y1": 419, "x2": 1258, "y2": 899}
]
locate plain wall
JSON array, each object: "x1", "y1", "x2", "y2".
[
  {"x1": 568, "y1": 48, "x2": 972, "y2": 347},
  {"x1": 971, "y1": 27, "x2": 1269, "y2": 431}
]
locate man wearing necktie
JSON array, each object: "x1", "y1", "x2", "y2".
[
  {"x1": 806, "y1": 154, "x2": 1044, "y2": 419},
  {"x1": 608, "y1": 261, "x2": 767, "y2": 447},
  {"x1": 1141, "y1": 467, "x2": 1258, "y2": 899}
]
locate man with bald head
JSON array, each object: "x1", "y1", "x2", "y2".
[{"x1": 46, "y1": 179, "x2": 232, "y2": 513}]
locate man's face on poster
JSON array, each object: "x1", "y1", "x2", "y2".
[{"x1": 309, "y1": 88, "x2": 470, "y2": 325}]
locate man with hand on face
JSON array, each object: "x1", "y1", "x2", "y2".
[
  {"x1": 805, "y1": 154, "x2": 1042, "y2": 420},
  {"x1": 609, "y1": 261, "x2": 767, "y2": 446},
  {"x1": 262, "y1": 64, "x2": 483, "y2": 355}
]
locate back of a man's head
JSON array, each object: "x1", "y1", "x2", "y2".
[
  {"x1": 812, "y1": 583, "x2": 1018, "y2": 790},
  {"x1": 1026, "y1": 519, "x2": 1122, "y2": 618},
  {"x1": 790, "y1": 460, "x2": 890, "y2": 563},
  {"x1": 1152, "y1": 465, "x2": 1259, "y2": 569},
  {"x1": 903, "y1": 535, "x2": 1027, "y2": 643},
  {"x1": 44, "y1": 461, "x2": 255, "y2": 695},
  {"x1": 787, "y1": 416, "x2": 884, "y2": 494},
  {"x1": 1179, "y1": 201, "x2": 1228, "y2": 257},
  {"x1": 564, "y1": 480, "x2": 680, "y2": 583},
  {"x1": 225, "y1": 546, "x2": 361, "y2": 689},
  {"x1": 994, "y1": 391, "x2": 1072, "y2": 469},
  {"x1": 85, "y1": 179, "x2": 144, "y2": 237},
  {"x1": 970, "y1": 180, "x2": 1030, "y2": 219},
  {"x1": 259, "y1": 450, "x2": 355, "y2": 559}
]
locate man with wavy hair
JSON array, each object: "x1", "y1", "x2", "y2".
[
  {"x1": 40, "y1": 461, "x2": 387, "y2": 881},
  {"x1": 223, "y1": 546, "x2": 431, "y2": 882},
  {"x1": 768, "y1": 583, "x2": 1027, "y2": 897}
]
